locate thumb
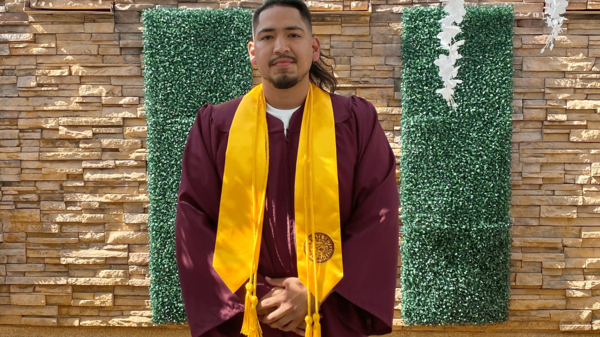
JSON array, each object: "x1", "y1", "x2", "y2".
[{"x1": 265, "y1": 276, "x2": 286, "y2": 287}]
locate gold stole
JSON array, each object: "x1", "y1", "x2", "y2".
[{"x1": 213, "y1": 83, "x2": 343, "y2": 337}]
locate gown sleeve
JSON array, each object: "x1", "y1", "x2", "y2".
[
  {"x1": 324, "y1": 96, "x2": 400, "y2": 335},
  {"x1": 175, "y1": 104, "x2": 273, "y2": 337}
]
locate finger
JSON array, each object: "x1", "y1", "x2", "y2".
[
  {"x1": 298, "y1": 321, "x2": 307, "y2": 329},
  {"x1": 258, "y1": 286, "x2": 285, "y2": 305},
  {"x1": 263, "y1": 305, "x2": 288, "y2": 324},
  {"x1": 265, "y1": 277, "x2": 286, "y2": 287},
  {"x1": 268, "y1": 314, "x2": 294, "y2": 330},
  {"x1": 258, "y1": 294, "x2": 283, "y2": 312},
  {"x1": 281, "y1": 317, "x2": 304, "y2": 332},
  {"x1": 256, "y1": 306, "x2": 276, "y2": 316}
]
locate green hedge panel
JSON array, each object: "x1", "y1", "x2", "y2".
[
  {"x1": 142, "y1": 8, "x2": 253, "y2": 324},
  {"x1": 400, "y1": 6, "x2": 514, "y2": 325}
]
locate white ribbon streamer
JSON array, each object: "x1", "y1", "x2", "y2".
[
  {"x1": 542, "y1": 0, "x2": 568, "y2": 53},
  {"x1": 436, "y1": 0, "x2": 466, "y2": 108}
]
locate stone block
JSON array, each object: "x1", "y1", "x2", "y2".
[
  {"x1": 0, "y1": 34, "x2": 35, "y2": 42},
  {"x1": 31, "y1": 24, "x2": 84, "y2": 34},
  {"x1": 68, "y1": 278, "x2": 128, "y2": 286},
  {"x1": 115, "y1": 23, "x2": 143, "y2": 33},
  {"x1": 513, "y1": 131, "x2": 543, "y2": 142},
  {"x1": 16, "y1": 76, "x2": 36, "y2": 88},
  {"x1": 71, "y1": 65, "x2": 141, "y2": 76},
  {"x1": 38, "y1": 56, "x2": 103, "y2": 66},
  {"x1": 128, "y1": 253, "x2": 149, "y2": 265},
  {"x1": 83, "y1": 168, "x2": 146, "y2": 182},
  {"x1": 123, "y1": 126, "x2": 147, "y2": 138},
  {"x1": 0, "y1": 76, "x2": 16, "y2": 84},
  {"x1": 0, "y1": 305, "x2": 58, "y2": 316},
  {"x1": 0, "y1": 316, "x2": 22, "y2": 325},
  {"x1": 512, "y1": 238, "x2": 562, "y2": 248},
  {"x1": 102, "y1": 96, "x2": 139, "y2": 105},
  {"x1": 115, "y1": 11, "x2": 141, "y2": 24},
  {"x1": 92, "y1": 127, "x2": 123, "y2": 134},
  {"x1": 58, "y1": 318, "x2": 80, "y2": 326},
  {"x1": 372, "y1": 44, "x2": 401, "y2": 56},
  {"x1": 592, "y1": 163, "x2": 600, "y2": 177},
  {"x1": 32, "y1": 0, "x2": 112, "y2": 9},
  {"x1": 522, "y1": 35, "x2": 588, "y2": 48},
  {"x1": 550, "y1": 310, "x2": 592, "y2": 323},
  {"x1": 96, "y1": 270, "x2": 127, "y2": 278},
  {"x1": 100, "y1": 139, "x2": 142, "y2": 150},
  {"x1": 46, "y1": 295, "x2": 72, "y2": 305},
  {"x1": 57, "y1": 43, "x2": 99, "y2": 55},
  {"x1": 312, "y1": 25, "x2": 341, "y2": 35},
  {"x1": 4, "y1": 209, "x2": 40, "y2": 222},
  {"x1": 106, "y1": 232, "x2": 148, "y2": 244},
  {"x1": 84, "y1": 23, "x2": 115, "y2": 33},
  {"x1": 341, "y1": 26, "x2": 370, "y2": 35},
  {"x1": 560, "y1": 324, "x2": 591, "y2": 332},
  {"x1": 523, "y1": 57, "x2": 595, "y2": 72},
  {"x1": 33, "y1": 285, "x2": 72, "y2": 294},
  {"x1": 79, "y1": 233, "x2": 105, "y2": 243},
  {"x1": 541, "y1": 206, "x2": 578, "y2": 218},
  {"x1": 567, "y1": 289, "x2": 591, "y2": 298},
  {"x1": 123, "y1": 213, "x2": 148, "y2": 224},
  {"x1": 515, "y1": 273, "x2": 543, "y2": 287},
  {"x1": 18, "y1": 118, "x2": 59, "y2": 129},
  {"x1": 114, "y1": 286, "x2": 149, "y2": 296},
  {"x1": 509, "y1": 299, "x2": 566, "y2": 310},
  {"x1": 567, "y1": 297, "x2": 600, "y2": 310},
  {"x1": 58, "y1": 126, "x2": 93, "y2": 139},
  {"x1": 78, "y1": 84, "x2": 121, "y2": 97},
  {"x1": 10, "y1": 294, "x2": 46, "y2": 306},
  {"x1": 571, "y1": 130, "x2": 600, "y2": 142},
  {"x1": 510, "y1": 206, "x2": 540, "y2": 217},
  {"x1": 59, "y1": 117, "x2": 123, "y2": 126}
]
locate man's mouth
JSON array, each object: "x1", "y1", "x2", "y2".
[{"x1": 271, "y1": 57, "x2": 295, "y2": 68}]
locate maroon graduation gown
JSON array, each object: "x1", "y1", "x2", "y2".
[{"x1": 175, "y1": 93, "x2": 399, "y2": 337}]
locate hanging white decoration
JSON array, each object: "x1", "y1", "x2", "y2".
[
  {"x1": 542, "y1": 0, "x2": 568, "y2": 53},
  {"x1": 435, "y1": 0, "x2": 466, "y2": 108}
]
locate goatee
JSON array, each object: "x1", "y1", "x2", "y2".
[
  {"x1": 272, "y1": 75, "x2": 299, "y2": 89},
  {"x1": 267, "y1": 68, "x2": 310, "y2": 90}
]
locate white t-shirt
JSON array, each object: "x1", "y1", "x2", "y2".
[{"x1": 266, "y1": 103, "x2": 301, "y2": 137}]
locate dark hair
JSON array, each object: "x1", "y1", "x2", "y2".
[{"x1": 252, "y1": 0, "x2": 337, "y2": 93}]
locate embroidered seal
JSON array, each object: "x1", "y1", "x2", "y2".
[{"x1": 304, "y1": 232, "x2": 334, "y2": 263}]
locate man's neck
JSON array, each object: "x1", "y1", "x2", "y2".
[{"x1": 262, "y1": 77, "x2": 309, "y2": 110}]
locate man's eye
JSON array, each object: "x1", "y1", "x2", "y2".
[
  {"x1": 261, "y1": 35, "x2": 273, "y2": 40},
  {"x1": 290, "y1": 34, "x2": 300, "y2": 38}
]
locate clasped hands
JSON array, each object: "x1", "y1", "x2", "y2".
[{"x1": 258, "y1": 277, "x2": 313, "y2": 336}]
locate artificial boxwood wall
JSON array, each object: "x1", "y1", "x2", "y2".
[
  {"x1": 400, "y1": 6, "x2": 514, "y2": 325},
  {"x1": 141, "y1": 8, "x2": 253, "y2": 324}
]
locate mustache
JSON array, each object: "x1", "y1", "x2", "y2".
[{"x1": 269, "y1": 55, "x2": 297, "y2": 66}]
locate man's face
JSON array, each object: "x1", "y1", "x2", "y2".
[{"x1": 249, "y1": 6, "x2": 320, "y2": 90}]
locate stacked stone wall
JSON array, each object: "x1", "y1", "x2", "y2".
[{"x1": 1, "y1": 0, "x2": 600, "y2": 334}]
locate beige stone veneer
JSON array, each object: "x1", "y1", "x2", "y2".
[{"x1": 2, "y1": 0, "x2": 600, "y2": 334}]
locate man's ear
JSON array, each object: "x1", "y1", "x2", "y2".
[
  {"x1": 248, "y1": 40, "x2": 257, "y2": 65},
  {"x1": 311, "y1": 36, "x2": 321, "y2": 62}
]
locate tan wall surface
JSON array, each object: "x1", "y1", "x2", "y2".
[
  {"x1": 0, "y1": 327, "x2": 599, "y2": 337},
  {"x1": 1, "y1": 0, "x2": 600, "y2": 334}
]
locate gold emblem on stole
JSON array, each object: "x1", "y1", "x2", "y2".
[{"x1": 303, "y1": 233, "x2": 334, "y2": 263}]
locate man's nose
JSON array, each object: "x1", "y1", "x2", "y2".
[{"x1": 273, "y1": 35, "x2": 290, "y2": 54}]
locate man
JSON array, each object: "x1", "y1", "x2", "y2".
[{"x1": 174, "y1": 0, "x2": 399, "y2": 336}]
